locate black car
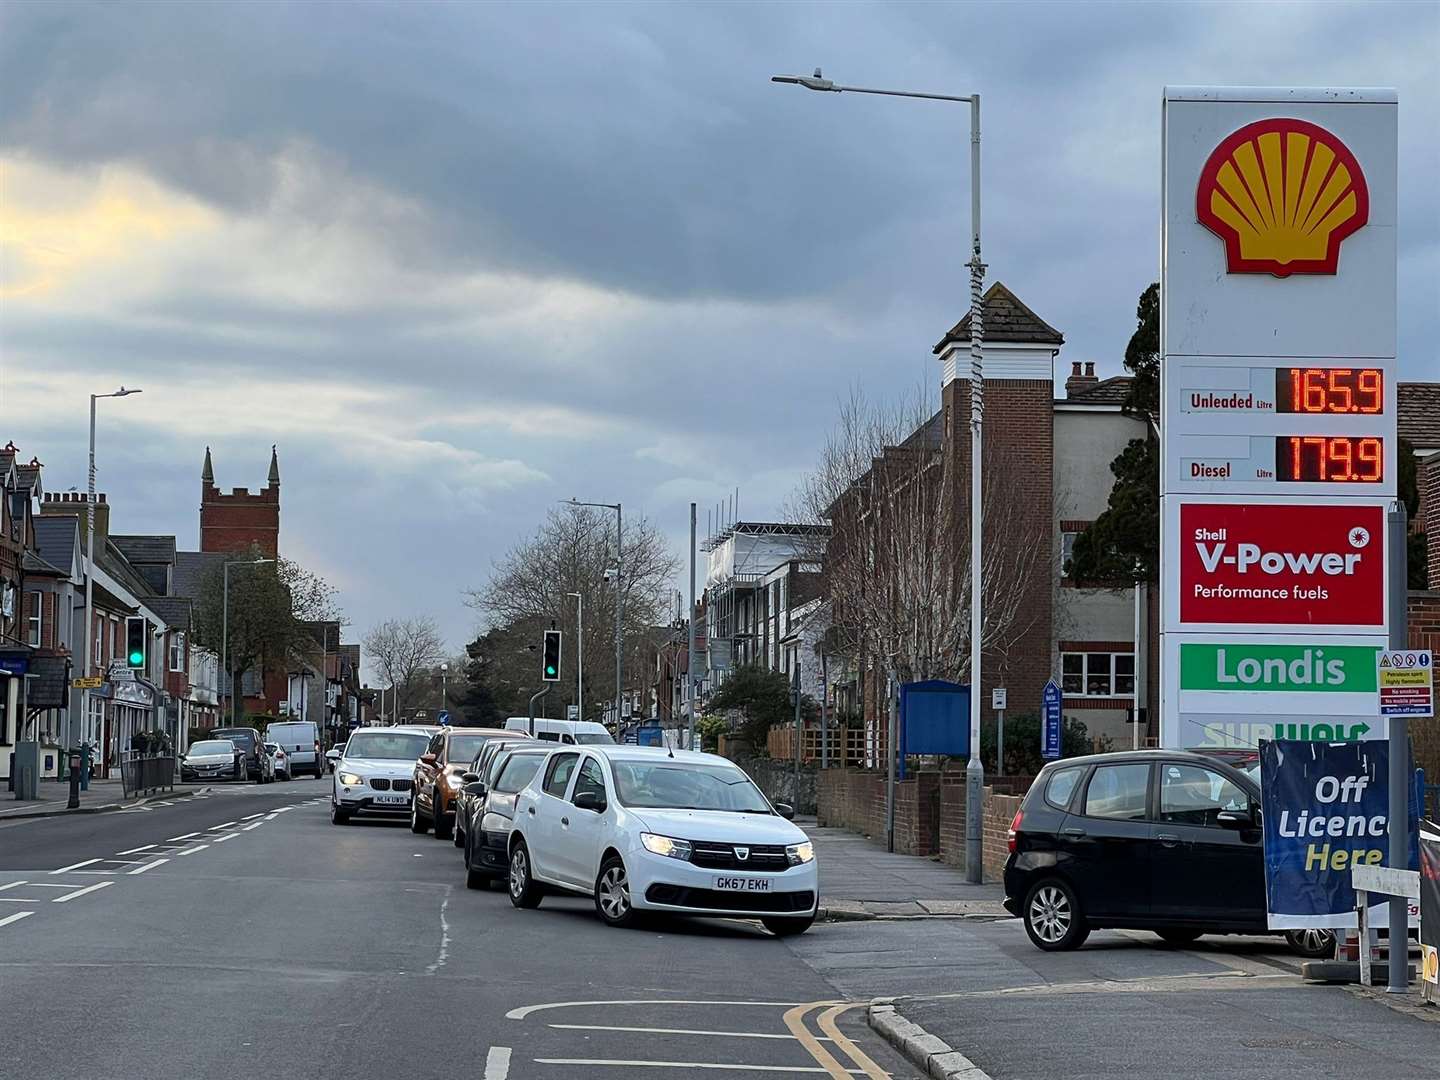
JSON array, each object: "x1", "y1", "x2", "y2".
[
  {"x1": 453, "y1": 738, "x2": 531, "y2": 849},
  {"x1": 1003, "y1": 749, "x2": 1333, "y2": 957},
  {"x1": 210, "y1": 727, "x2": 267, "y2": 783},
  {"x1": 461, "y1": 747, "x2": 547, "y2": 890}
]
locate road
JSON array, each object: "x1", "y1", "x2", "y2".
[{"x1": 0, "y1": 776, "x2": 918, "y2": 1080}]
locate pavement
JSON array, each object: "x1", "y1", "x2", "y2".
[
  {"x1": 5, "y1": 779, "x2": 1438, "y2": 1080},
  {"x1": 0, "y1": 775, "x2": 216, "y2": 819}
]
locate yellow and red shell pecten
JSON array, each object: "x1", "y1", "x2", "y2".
[{"x1": 1196, "y1": 117, "x2": 1369, "y2": 277}]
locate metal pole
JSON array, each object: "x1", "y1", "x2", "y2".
[
  {"x1": 793, "y1": 658, "x2": 802, "y2": 804},
  {"x1": 222, "y1": 562, "x2": 230, "y2": 727},
  {"x1": 576, "y1": 593, "x2": 584, "y2": 719},
  {"x1": 614, "y1": 503, "x2": 623, "y2": 731},
  {"x1": 80, "y1": 395, "x2": 96, "y2": 758},
  {"x1": 1387, "y1": 503, "x2": 1409, "y2": 993},
  {"x1": 1133, "y1": 580, "x2": 1147, "y2": 749},
  {"x1": 997, "y1": 707, "x2": 1005, "y2": 777},
  {"x1": 687, "y1": 503, "x2": 697, "y2": 752},
  {"x1": 886, "y1": 671, "x2": 897, "y2": 853},
  {"x1": 528, "y1": 684, "x2": 550, "y2": 738},
  {"x1": 964, "y1": 93, "x2": 986, "y2": 885},
  {"x1": 820, "y1": 652, "x2": 830, "y2": 768}
]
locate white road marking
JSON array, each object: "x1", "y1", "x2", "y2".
[
  {"x1": 128, "y1": 859, "x2": 168, "y2": 875},
  {"x1": 0, "y1": 881, "x2": 27, "y2": 893},
  {"x1": 116, "y1": 844, "x2": 156, "y2": 855},
  {"x1": 507, "y1": 1000, "x2": 805, "y2": 1021},
  {"x1": 547, "y1": 1024, "x2": 831, "y2": 1041},
  {"x1": 532, "y1": 1059, "x2": 863, "y2": 1073},
  {"x1": 241, "y1": 812, "x2": 265, "y2": 820},
  {"x1": 241, "y1": 822, "x2": 261, "y2": 831},
  {"x1": 52, "y1": 881, "x2": 114, "y2": 903},
  {"x1": 424, "y1": 893, "x2": 451, "y2": 975},
  {"x1": 176, "y1": 845, "x2": 209, "y2": 856},
  {"x1": 50, "y1": 859, "x2": 102, "y2": 875},
  {"x1": 0, "y1": 911, "x2": 36, "y2": 928},
  {"x1": 208, "y1": 821, "x2": 237, "y2": 830},
  {"x1": 167, "y1": 832, "x2": 202, "y2": 841},
  {"x1": 211, "y1": 834, "x2": 238, "y2": 843},
  {"x1": 484, "y1": 1046, "x2": 511, "y2": 1080}
]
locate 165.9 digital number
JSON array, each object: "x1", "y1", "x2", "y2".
[{"x1": 1275, "y1": 368, "x2": 1383, "y2": 414}]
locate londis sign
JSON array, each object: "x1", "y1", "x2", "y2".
[{"x1": 1174, "y1": 499, "x2": 1386, "y2": 630}]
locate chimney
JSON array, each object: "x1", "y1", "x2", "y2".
[
  {"x1": 40, "y1": 491, "x2": 110, "y2": 554},
  {"x1": 1065, "y1": 360, "x2": 1100, "y2": 398}
]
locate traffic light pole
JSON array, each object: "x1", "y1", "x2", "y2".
[{"x1": 527, "y1": 684, "x2": 551, "y2": 738}]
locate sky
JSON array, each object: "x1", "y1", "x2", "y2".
[{"x1": 2, "y1": 0, "x2": 1437, "y2": 666}]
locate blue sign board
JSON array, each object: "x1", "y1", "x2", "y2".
[
  {"x1": 0, "y1": 655, "x2": 28, "y2": 676},
  {"x1": 437, "y1": 710, "x2": 451, "y2": 726},
  {"x1": 1041, "y1": 680, "x2": 1062, "y2": 759},
  {"x1": 1260, "y1": 740, "x2": 1420, "y2": 929},
  {"x1": 899, "y1": 681, "x2": 970, "y2": 762}
]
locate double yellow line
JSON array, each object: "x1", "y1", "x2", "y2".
[{"x1": 783, "y1": 1000, "x2": 890, "y2": 1079}]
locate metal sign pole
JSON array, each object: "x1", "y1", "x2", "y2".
[{"x1": 1387, "y1": 503, "x2": 1409, "y2": 993}]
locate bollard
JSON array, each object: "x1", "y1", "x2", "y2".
[{"x1": 68, "y1": 752, "x2": 82, "y2": 810}]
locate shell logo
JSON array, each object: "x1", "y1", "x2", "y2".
[{"x1": 1197, "y1": 117, "x2": 1369, "y2": 277}]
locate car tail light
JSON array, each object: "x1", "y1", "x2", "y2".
[{"x1": 1007, "y1": 809, "x2": 1023, "y2": 853}]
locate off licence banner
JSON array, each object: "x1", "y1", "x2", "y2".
[{"x1": 1260, "y1": 740, "x2": 1419, "y2": 929}]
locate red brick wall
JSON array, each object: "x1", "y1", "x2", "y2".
[
  {"x1": 815, "y1": 768, "x2": 942, "y2": 856},
  {"x1": 1409, "y1": 592, "x2": 1440, "y2": 780},
  {"x1": 201, "y1": 483, "x2": 280, "y2": 556},
  {"x1": 1423, "y1": 453, "x2": 1440, "y2": 591}
]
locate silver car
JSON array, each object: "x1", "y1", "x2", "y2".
[
  {"x1": 331, "y1": 726, "x2": 437, "y2": 825},
  {"x1": 181, "y1": 739, "x2": 246, "y2": 782}
]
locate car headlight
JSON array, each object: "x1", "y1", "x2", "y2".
[
  {"x1": 786, "y1": 841, "x2": 814, "y2": 866},
  {"x1": 444, "y1": 773, "x2": 465, "y2": 789},
  {"x1": 337, "y1": 772, "x2": 363, "y2": 786},
  {"x1": 640, "y1": 833, "x2": 692, "y2": 860}
]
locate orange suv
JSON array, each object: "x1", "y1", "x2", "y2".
[{"x1": 410, "y1": 727, "x2": 512, "y2": 838}]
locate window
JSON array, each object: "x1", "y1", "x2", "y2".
[
  {"x1": 26, "y1": 590, "x2": 41, "y2": 647},
  {"x1": 1083, "y1": 763, "x2": 1150, "y2": 821},
  {"x1": 94, "y1": 616, "x2": 104, "y2": 670},
  {"x1": 1044, "y1": 765, "x2": 1084, "y2": 811},
  {"x1": 542, "y1": 752, "x2": 578, "y2": 798},
  {"x1": 1061, "y1": 651, "x2": 1135, "y2": 697},
  {"x1": 1060, "y1": 531, "x2": 1080, "y2": 577},
  {"x1": 571, "y1": 757, "x2": 606, "y2": 805},
  {"x1": 1158, "y1": 763, "x2": 1249, "y2": 827},
  {"x1": 494, "y1": 753, "x2": 543, "y2": 794},
  {"x1": 169, "y1": 631, "x2": 186, "y2": 672},
  {"x1": 425, "y1": 733, "x2": 444, "y2": 757}
]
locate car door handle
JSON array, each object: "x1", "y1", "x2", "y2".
[
  {"x1": 1060, "y1": 827, "x2": 1086, "y2": 838},
  {"x1": 1156, "y1": 832, "x2": 1181, "y2": 846},
  {"x1": 561, "y1": 816, "x2": 570, "y2": 827},
  {"x1": 527, "y1": 807, "x2": 535, "y2": 816}
]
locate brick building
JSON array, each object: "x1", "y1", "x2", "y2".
[{"x1": 200, "y1": 445, "x2": 280, "y2": 557}]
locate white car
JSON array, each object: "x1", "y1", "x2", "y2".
[
  {"x1": 330, "y1": 727, "x2": 434, "y2": 824},
  {"x1": 506, "y1": 746, "x2": 817, "y2": 936},
  {"x1": 264, "y1": 742, "x2": 291, "y2": 781}
]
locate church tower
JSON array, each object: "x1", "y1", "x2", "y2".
[{"x1": 199, "y1": 446, "x2": 281, "y2": 557}]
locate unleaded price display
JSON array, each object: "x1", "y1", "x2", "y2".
[{"x1": 1274, "y1": 367, "x2": 1383, "y2": 415}]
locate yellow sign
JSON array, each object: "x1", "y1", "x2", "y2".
[
  {"x1": 71, "y1": 676, "x2": 104, "y2": 689},
  {"x1": 1423, "y1": 944, "x2": 1438, "y2": 986}
]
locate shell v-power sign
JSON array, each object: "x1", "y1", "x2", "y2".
[{"x1": 1159, "y1": 87, "x2": 1397, "y2": 750}]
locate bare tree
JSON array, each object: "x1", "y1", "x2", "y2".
[
  {"x1": 363, "y1": 616, "x2": 447, "y2": 717},
  {"x1": 790, "y1": 386, "x2": 1050, "y2": 691},
  {"x1": 463, "y1": 503, "x2": 680, "y2": 715}
]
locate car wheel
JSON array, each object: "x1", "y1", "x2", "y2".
[
  {"x1": 433, "y1": 807, "x2": 452, "y2": 840},
  {"x1": 464, "y1": 835, "x2": 491, "y2": 890},
  {"x1": 1155, "y1": 928, "x2": 1205, "y2": 946},
  {"x1": 409, "y1": 797, "x2": 428, "y2": 835},
  {"x1": 594, "y1": 855, "x2": 638, "y2": 928},
  {"x1": 508, "y1": 841, "x2": 544, "y2": 909},
  {"x1": 331, "y1": 803, "x2": 350, "y2": 826},
  {"x1": 761, "y1": 916, "x2": 815, "y2": 937},
  {"x1": 1023, "y1": 878, "x2": 1090, "y2": 951},
  {"x1": 1284, "y1": 928, "x2": 1336, "y2": 959},
  {"x1": 453, "y1": 818, "x2": 465, "y2": 848}
]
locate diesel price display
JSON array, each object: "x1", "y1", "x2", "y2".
[{"x1": 1275, "y1": 436, "x2": 1384, "y2": 483}]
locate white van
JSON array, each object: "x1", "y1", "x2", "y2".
[
  {"x1": 502, "y1": 717, "x2": 614, "y2": 745},
  {"x1": 265, "y1": 720, "x2": 323, "y2": 777}
]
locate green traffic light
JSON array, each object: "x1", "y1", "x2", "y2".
[
  {"x1": 129, "y1": 651, "x2": 144, "y2": 665},
  {"x1": 545, "y1": 665, "x2": 557, "y2": 676}
]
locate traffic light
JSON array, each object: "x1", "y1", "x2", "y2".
[
  {"x1": 125, "y1": 617, "x2": 147, "y2": 669},
  {"x1": 541, "y1": 630, "x2": 561, "y2": 682}
]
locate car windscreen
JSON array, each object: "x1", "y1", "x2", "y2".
[
  {"x1": 343, "y1": 732, "x2": 430, "y2": 760},
  {"x1": 446, "y1": 733, "x2": 504, "y2": 762},
  {"x1": 189, "y1": 741, "x2": 234, "y2": 756},
  {"x1": 575, "y1": 733, "x2": 615, "y2": 745},
  {"x1": 494, "y1": 754, "x2": 545, "y2": 794},
  {"x1": 610, "y1": 761, "x2": 771, "y2": 813},
  {"x1": 215, "y1": 732, "x2": 256, "y2": 749}
]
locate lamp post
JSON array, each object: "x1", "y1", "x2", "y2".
[
  {"x1": 567, "y1": 591, "x2": 583, "y2": 719},
  {"x1": 222, "y1": 558, "x2": 274, "y2": 726},
  {"x1": 440, "y1": 662, "x2": 448, "y2": 714},
  {"x1": 79, "y1": 387, "x2": 141, "y2": 767},
  {"x1": 566, "y1": 498, "x2": 623, "y2": 730},
  {"x1": 773, "y1": 68, "x2": 987, "y2": 883}
]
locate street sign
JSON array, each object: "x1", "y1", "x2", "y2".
[
  {"x1": 991, "y1": 688, "x2": 1007, "y2": 711},
  {"x1": 107, "y1": 660, "x2": 135, "y2": 684},
  {"x1": 1377, "y1": 650, "x2": 1433, "y2": 718},
  {"x1": 1041, "y1": 680, "x2": 1062, "y2": 760},
  {"x1": 566, "y1": 704, "x2": 579, "y2": 721},
  {"x1": 436, "y1": 710, "x2": 451, "y2": 726},
  {"x1": 71, "y1": 676, "x2": 103, "y2": 690}
]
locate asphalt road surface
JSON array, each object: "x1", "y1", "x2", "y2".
[{"x1": 1, "y1": 776, "x2": 919, "y2": 1080}]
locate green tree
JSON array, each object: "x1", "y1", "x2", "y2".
[
  {"x1": 979, "y1": 713, "x2": 1101, "y2": 777},
  {"x1": 706, "y1": 663, "x2": 816, "y2": 751}
]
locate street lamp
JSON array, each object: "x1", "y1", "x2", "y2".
[
  {"x1": 565, "y1": 498, "x2": 623, "y2": 730},
  {"x1": 567, "y1": 591, "x2": 583, "y2": 720},
  {"x1": 79, "y1": 386, "x2": 142, "y2": 763},
  {"x1": 440, "y1": 662, "x2": 448, "y2": 714},
  {"x1": 773, "y1": 68, "x2": 988, "y2": 881},
  {"x1": 222, "y1": 558, "x2": 274, "y2": 726}
]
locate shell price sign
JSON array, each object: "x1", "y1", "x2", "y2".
[{"x1": 1159, "y1": 87, "x2": 1396, "y2": 749}]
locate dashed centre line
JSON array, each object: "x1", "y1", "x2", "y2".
[
  {"x1": 116, "y1": 844, "x2": 156, "y2": 856},
  {"x1": 0, "y1": 911, "x2": 36, "y2": 928},
  {"x1": 50, "y1": 859, "x2": 103, "y2": 875},
  {"x1": 52, "y1": 881, "x2": 113, "y2": 904},
  {"x1": 128, "y1": 859, "x2": 168, "y2": 875}
]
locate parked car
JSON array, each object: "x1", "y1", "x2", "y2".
[
  {"x1": 503, "y1": 716, "x2": 615, "y2": 745},
  {"x1": 180, "y1": 739, "x2": 247, "y2": 782},
  {"x1": 410, "y1": 728, "x2": 511, "y2": 839},
  {"x1": 506, "y1": 746, "x2": 816, "y2": 935},
  {"x1": 462, "y1": 746, "x2": 548, "y2": 889},
  {"x1": 265, "y1": 742, "x2": 291, "y2": 781},
  {"x1": 265, "y1": 720, "x2": 323, "y2": 778},
  {"x1": 331, "y1": 726, "x2": 435, "y2": 824},
  {"x1": 210, "y1": 727, "x2": 268, "y2": 783},
  {"x1": 1003, "y1": 749, "x2": 1334, "y2": 957},
  {"x1": 453, "y1": 738, "x2": 533, "y2": 849}
]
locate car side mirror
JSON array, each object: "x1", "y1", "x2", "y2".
[
  {"x1": 420, "y1": 753, "x2": 438, "y2": 765},
  {"x1": 774, "y1": 802, "x2": 795, "y2": 820},
  {"x1": 1216, "y1": 810, "x2": 1255, "y2": 830},
  {"x1": 464, "y1": 782, "x2": 487, "y2": 798},
  {"x1": 573, "y1": 790, "x2": 607, "y2": 813},
  {"x1": 461, "y1": 772, "x2": 479, "y2": 783}
]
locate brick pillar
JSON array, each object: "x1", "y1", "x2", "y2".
[{"x1": 1423, "y1": 453, "x2": 1440, "y2": 591}]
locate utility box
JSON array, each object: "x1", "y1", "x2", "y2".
[{"x1": 11, "y1": 741, "x2": 40, "y2": 800}]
